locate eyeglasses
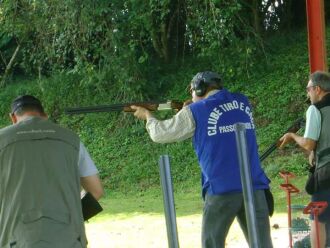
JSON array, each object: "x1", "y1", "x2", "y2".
[{"x1": 306, "y1": 85, "x2": 316, "y2": 92}]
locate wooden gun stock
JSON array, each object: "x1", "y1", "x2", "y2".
[
  {"x1": 65, "y1": 100, "x2": 183, "y2": 115},
  {"x1": 259, "y1": 118, "x2": 305, "y2": 162}
]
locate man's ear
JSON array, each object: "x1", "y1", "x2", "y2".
[
  {"x1": 317, "y1": 85, "x2": 324, "y2": 93},
  {"x1": 9, "y1": 113, "x2": 17, "y2": 124}
]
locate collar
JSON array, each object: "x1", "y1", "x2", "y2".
[
  {"x1": 205, "y1": 89, "x2": 221, "y2": 98},
  {"x1": 314, "y1": 93, "x2": 330, "y2": 109},
  {"x1": 16, "y1": 115, "x2": 44, "y2": 124}
]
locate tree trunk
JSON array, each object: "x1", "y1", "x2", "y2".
[
  {"x1": 252, "y1": 0, "x2": 261, "y2": 35},
  {"x1": 149, "y1": 0, "x2": 187, "y2": 63}
]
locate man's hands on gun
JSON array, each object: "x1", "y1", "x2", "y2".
[
  {"x1": 131, "y1": 99, "x2": 192, "y2": 120},
  {"x1": 130, "y1": 105, "x2": 153, "y2": 120},
  {"x1": 130, "y1": 99, "x2": 192, "y2": 120},
  {"x1": 278, "y1": 132, "x2": 316, "y2": 151},
  {"x1": 278, "y1": 132, "x2": 295, "y2": 148}
]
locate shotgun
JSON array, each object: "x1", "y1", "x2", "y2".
[
  {"x1": 259, "y1": 117, "x2": 305, "y2": 162},
  {"x1": 65, "y1": 100, "x2": 184, "y2": 115}
]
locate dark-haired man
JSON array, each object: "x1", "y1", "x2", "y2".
[
  {"x1": 131, "y1": 71, "x2": 273, "y2": 248},
  {"x1": 279, "y1": 71, "x2": 330, "y2": 248},
  {"x1": 0, "y1": 95, "x2": 104, "y2": 247}
]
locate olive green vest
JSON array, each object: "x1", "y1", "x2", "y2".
[
  {"x1": 0, "y1": 117, "x2": 87, "y2": 248},
  {"x1": 316, "y1": 105, "x2": 330, "y2": 169}
]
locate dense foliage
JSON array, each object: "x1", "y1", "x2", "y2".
[
  {"x1": 2, "y1": 0, "x2": 325, "y2": 83},
  {"x1": 0, "y1": 1, "x2": 329, "y2": 192}
]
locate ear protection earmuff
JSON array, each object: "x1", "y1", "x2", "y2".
[
  {"x1": 193, "y1": 77, "x2": 207, "y2": 97},
  {"x1": 191, "y1": 71, "x2": 222, "y2": 97}
]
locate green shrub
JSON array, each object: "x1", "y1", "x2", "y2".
[{"x1": 0, "y1": 27, "x2": 327, "y2": 192}]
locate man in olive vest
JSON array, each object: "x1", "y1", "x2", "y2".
[
  {"x1": 0, "y1": 95, "x2": 104, "y2": 247},
  {"x1": 279, "y1": 71, "x2": 330, "y2": 248}
]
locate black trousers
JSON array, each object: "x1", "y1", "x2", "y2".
[{"x1": 202, "y1": 190, "x2": 273, "y2": 248}]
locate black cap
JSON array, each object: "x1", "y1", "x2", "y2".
[
  {"x1": 191, "y1": 71, "x2": 222, "y2": 87},
  {"x1": 11, "y1": 95, "x2": 44, "y2": 114}
]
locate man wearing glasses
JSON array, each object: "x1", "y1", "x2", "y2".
[{"x1": 280, "y1": 71, "x2": 330, "y2": 247}]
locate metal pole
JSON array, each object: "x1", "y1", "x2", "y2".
[
  {"x1": 315, "y1": 209, "x2": 321, "y2": 248},
  {"x1": 159, "y1": 155, "x2": 180, "y2": 248},
  {"x1": 234, "y1": 123, "x2": 260, "y2": 248},
  {"x1": 287, "y1": 191, "x2": 293, "y2": 248}
]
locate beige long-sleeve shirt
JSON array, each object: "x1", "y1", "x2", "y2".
[{"x1": 145, "y1": 90, "x2": 220, "y2": 143}]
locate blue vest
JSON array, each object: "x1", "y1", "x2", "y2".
[{"x1": 189, "y1": 89, "x2": 270, "y2": 197}]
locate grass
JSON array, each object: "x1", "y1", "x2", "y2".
[{"x1": 85, "y1": 174, "x2": 312, "y2": 247}]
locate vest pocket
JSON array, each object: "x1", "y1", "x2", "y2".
[
  {"x1": 12, "y1": 209, "x2": 85, "y2": 246},
  {"x1": 21, "y1": 209, "x2": 70, "y2": 224},
  {"x1": 0, "y1": 241, "x2": 17, "y2": 248}
]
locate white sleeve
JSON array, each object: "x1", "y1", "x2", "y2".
[
  {"x1": 303, "y1": 105, "x2": 321, "y2": 141},
  {"x1": 78, "y1": 142, "x2": 99, "y2": 177},
  {"x1": 145, "y1": 106, "x2": 195, "y2": 143}
]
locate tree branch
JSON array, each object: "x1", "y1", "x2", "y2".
[{"x1": 0, "y1": 44, "x2": 21, "y2": 88}]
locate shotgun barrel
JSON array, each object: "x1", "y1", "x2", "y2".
[
  {"x1": 259, "y1": 118, "x2": 305, "y2": 162},
  {"x1": 65, "y1": 100, "x2": 183, "y2": 115}
]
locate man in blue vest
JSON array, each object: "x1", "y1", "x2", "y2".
[
  {"x1": 0, "y1": 95, "x2": 104, "y2": 247},
  {"x1": 131, "y1": 71, "x2": 273, "y2": 248},
  {"x1": 279, "y1": 71, "x2": 330, "y2": 248}
]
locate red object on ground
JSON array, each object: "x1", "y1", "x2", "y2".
[
  {"x1": 303, "y1": 201, "x2": 328, "y2": 248},
  {"x1": 280, "y1": 171, "x2": 300, "y2": 248},
  {"x1": 279, "y1": 171, "x2": 296, "y2": 184}
]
